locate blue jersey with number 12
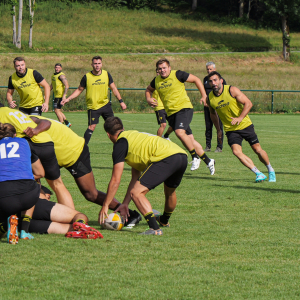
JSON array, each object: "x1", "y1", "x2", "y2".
[{"x1": 0, "y1": 137, "x2": 34, "y2": 182}]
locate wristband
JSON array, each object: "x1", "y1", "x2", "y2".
[{"x1": 118, "y1": 99, "x2": 124, "y2": 103}]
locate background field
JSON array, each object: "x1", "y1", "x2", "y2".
[{"x1": 0, "y1": 112, "x2": 299, "y2": 299}]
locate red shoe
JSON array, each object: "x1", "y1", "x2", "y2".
[
  {"x1": 65, "y1": 230, "x2": 99, "y2": 239},
  {"x1": 7, "y1": 215, "x2": 19, "y2": 244},
  {"x1": 73, "y1": 222, "x2": 103, "y2": 238}
]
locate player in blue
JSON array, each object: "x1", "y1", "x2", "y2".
[{"x1": 0, "y1": 122, "x2": 44, "y2": 244}]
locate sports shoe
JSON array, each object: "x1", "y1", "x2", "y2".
[
  {"x1": 139, "y1": 228, "x2": 163, "y2": 235},
  {"x1": 66, "y1": 123, "x2": 72, "y2": 128},
  {"x1": 214, "y1": 147, "x2": 222, "y2": 153},
  {"x1": 207, "y1": 159, "x2": 215, "y2": 175},
  {"x1": 20, "y1": 230, "x2": 34, "y2": 240},
  {"x1": 73, "y1": 222, "x2": 103, "y2": 238},
  {"x1": 7, "y1": 215, "x2": 19, "y2": 244},
  {"x1": 255, "y1": 172, "x2": 267, "y2": 183},
  {"x1": 155, "y1": 216, "x2": 170, "y2": 227},
  {"x1": 124, "y1": 210, "x2": 142, "y2": 228},
  {"x1": 163, "y1": 137, "x2": 171, "y2": 141},
  {"x1": 204, "y1": 147, "x2": 211, "y2": 152},
  {"x1": 268, "y1": 171, "x2": 276, "y2": 182},
  {"x1": 190, "y1": 157, "x2": 200, "y2": 171},
  {"x1": 65, "y1": 231, "x2": 99, "y2": 239}
]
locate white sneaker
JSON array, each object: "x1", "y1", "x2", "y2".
[
  {"x1": 207, "y1": 159, "x2": 215, "y2": 175},
  {"x1": 190, "y1": 157, "x2": 200, "y2": 171}
]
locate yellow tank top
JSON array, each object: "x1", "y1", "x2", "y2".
[
  {"x1": 209, "y1": 85, "x2": 252, "y2": 132},
  {"x1": 0, "y1": 107, "x2": 52, "y2": 143},
  {"x1": 154, "y1": 70, "x2": 193, "y2": 117},
  {"x1": 33, "y1": 116, "x2": 85, "y2": 168},
  {"x1": 85, "y1": 70, "x2": 109, "y2": 110},
  {"x1": 11, "y1": 68, "x2": 44, "y2": 108},
  {"x1": 51, "y1": 72, "x2": 65, "y2": 98},
  {"x1": 117, "y1": 130, "x2": 187, "y2": 172},
  {"x1": 152, "y1": 90, "x2": 165, "y2": 112}
]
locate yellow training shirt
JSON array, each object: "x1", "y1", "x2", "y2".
[
  {"x1": 152, "y1": 90, "x2": 165, "y2": 112},
  {"x1": 0, "y1": 107, "x2": 52, "y2": 143},
  {"x1": 154, "y1": 70, "x2": 193, "y2": 117},
  {"x1": 11, "y1": 68, "x2": 44, "y2": 108},
  {"x1": 117, "y1": 130, "x2": 187, "y2": 172},
  {"x1": 51, "y1": 72, "x2": 65, "y2": 98},
  {"x1": 33, "y1": 116, "x2": 85, "y2": 168},
  {"x1": 85, "y1": 70, "x2": 109, "y2": 110},
  {"x1": 209, "y1": 85, "x2": 252, "y2": 132}
]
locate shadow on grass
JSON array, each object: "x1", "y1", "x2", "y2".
[
  {"x1": 276, "y1": 171, "x2": 300, "y2": 176},
  {"x1": 184, "y1": 173, "x2": 238, "y2": 182},
  {"x1": 144, "y1": 27, "x2": 272, "y2": 51},
  {"x1": 92, "y1": 166, "x2": 131, "y2": 171}
]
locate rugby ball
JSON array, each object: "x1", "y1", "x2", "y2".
[{"x1": 101, "y1": 213, "x2": 124, "y2": 231}]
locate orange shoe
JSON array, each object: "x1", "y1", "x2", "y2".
[
  {"x1": 7, "y1": 215, "x2": 19, "y2": 244},
  {"x1": 65, "y1": 230, "x2": 99, "y2": 239},
  {"x1": 73, "y1": 222, "x2": 103, "y2": 238}
]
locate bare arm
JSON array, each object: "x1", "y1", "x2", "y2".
[
  {"x1": 6, "y1": 89, "x2": 17, "y2": 108},
  {"x1": 145, "y1": 85, "x2": 158, "y2": 108},
  {"x1": 23, "y1": 116, "x2": 51, "y2": 137},
  {"x1": 61, "y1": 85, "x2": 84, "y2": 106},
  {"x1": 109, "y1": 82, "x2": 126, "y2": 110},
  {"x1": 186, "y1": 74, "x2": 207, "y2": 105},
  {"x1": 229, "y1": 86, "x2": 253, "y2": 125},
  {"x1": 59, "y1": 74, "x2": 69, "y2": 100},
  {"x1": 32, "y1": 158, "x2": 45, "y2": 180},
  {"x1": 39, "y1": 79, "x2": 50, "y2": 112}
]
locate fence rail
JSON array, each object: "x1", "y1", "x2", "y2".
[{"x1": 1, "y1": 87, "x2": 300, "y2": 114}]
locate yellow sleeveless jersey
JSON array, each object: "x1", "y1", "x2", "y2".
[
  {"x1": 11, "y1": 68, "x2": 44, "y2": 108},
  {"x1": 33, "y1": 116, "x2": 85, "y2": 168},
  {"x1": 0, "y1": 107, "x2": 52, "y2": 143},
  {"x1": 117, "y1": 130, "x2": 187, "y2": 172},
  {"x1": 209, "y1": 85, "x2": 252, "y2": 132},
  {"x1": 155, "y1": 70, "x2": 193, "y2": 117},
  {"x1": 51, "y1": 72, "x2": 65, "y2": 98},
  {"x1": 152, "y1": 90, "x2": 165, "y2": 112},
  {"x1": 86, "y1": 70, "x2": 109, "y2": 110}
]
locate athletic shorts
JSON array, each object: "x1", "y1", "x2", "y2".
[
  {"x1": 29, "y1": 198, "x2": 56, "y2": 234},
  {"x1": 139, "y1": 153, "x2": 188, "y2": 190},
  {"x1": 155, "y1": 109, "x2": 167, "y2": 125},
  {"x1": 53, "y1": 98, "x2": 63, "y2": 110},
  {"x1": 88, "y1": 102, "x2": 114, "y2": 126},
  {"x1": 19, "y1": 106, "x2": 42, "y2": 116},
  {"x1": 28, "y1": 141, "x2": 60, "y2": 180},
  {"x1": 226, "y1": 124, "x2": 259, "y2": 147},
  {"x1": 65, "y1": 143, "x2": 92, "y2": 178},
  {"x1": 0, "y1": 180, "x2": 40, "y2": 231},
  {"x1": 167, "y1": 108, "x2": 193, "y2": 135}
]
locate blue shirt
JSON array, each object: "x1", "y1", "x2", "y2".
[{"x1": 0, "y1": 137, "x2": 34, "y2": 182}]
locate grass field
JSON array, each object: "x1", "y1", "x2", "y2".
[{"x1": 1, "y1": 111, "x2": 299, "y2": 299}]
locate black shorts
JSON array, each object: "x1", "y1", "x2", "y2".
[
  {"x1": 88, "y1": 102, "x2": 114, "y2": 125},
  {"x1": 155, "y1": 109, "x2": 167, "y2": 125},
  {"x1": 53, "y1": 98, "x2": 63, "y2": 110},
  {"x1": 0, "y1": 180, "x2": 40, "y2": 231},
  {"x1": 19, "y1": 106, "x2": 42, "y2": 116},
  {"x1": 65, "y1": 143, "x2": 92, "y2": 178},
  {"x1": 226, "y1": 124, "x2": 259, "y2": 147},
  {"x1": 139, "y1": 153, "x2": 188, "y2": 190},
  {"x1": 28, "y1": 141, "x2": 60, "y2": 180},
  {"x1": 29, "y1": 198, "x2": 56, "y2": 234},
  {"x1": 167, "y1": 108, "x2": 193, "y2": 135}
]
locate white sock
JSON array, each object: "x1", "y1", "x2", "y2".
[
  {"x1": 251, "y1": 166, "x2": 260, "y2": 174},
  {"x1": 266, "y1": 164, "x2": 274, "y2": 173}
]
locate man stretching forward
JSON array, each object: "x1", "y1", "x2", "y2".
[{"x1": 207, "y1": 71, "x2": 276, "y2": 182}]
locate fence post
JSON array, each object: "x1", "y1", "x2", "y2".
[{"x1": 271, "y1": 91, "x2": 274, "y2": 114}]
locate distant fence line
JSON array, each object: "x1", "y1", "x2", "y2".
[{"x1": 1, "y1": 87, "x2": 300, "y2": 114}]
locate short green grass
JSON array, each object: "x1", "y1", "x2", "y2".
[{"x1": 1, "y1": 112, "x2": 299, "y2": 299}]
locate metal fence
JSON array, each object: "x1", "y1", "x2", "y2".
[{"x1": 1, "y1": 86, "x2": 300, "y2": 114}]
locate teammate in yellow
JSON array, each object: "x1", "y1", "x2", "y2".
[
  {"x1": 24, "y1": 115, "x2": 142, "y2": 227},
  {"x1": 0, "y1": 106, "x2": 74, "y2": 208},
  {"x1": 50, "y1": 63, "x2": 71, "y2": 127},
  {"x1": 146, "y1": 58, "x2": 216, "y2": 174},
  {"x1": 61, "y1": 56, "x2": 126, "y2": 144},
  {"x1": 207, "y1": 71, "x2": 276, "y2": 183},
  {"x1": 6, "y1": 57, "x2": 50, "y2": 115},
  {"x1": 99, "y1": 117, "x2": 188, "y2": 236}
]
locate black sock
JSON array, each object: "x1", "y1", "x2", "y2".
[
  {"x1": 189, "y1": 148, "x2": 199, "y2": 160},
  {"x1": 64, "y1": 120, "x2": 70, "y2": 126},
  {"x1": 160, "y1": 211, "x2": 172, "y2": 224},
  {"x1": 84, "y1": 129, "x2": 93, "y2": 144},
  {"x1": 144, "y1": 212, "x2": 160, "y2": 230},
  {"x1": 21, "y1": 215, "x2": 32, "y2": 233},
  {"x1": 200, "y1": 153, "x2": 211, "y2": 165},
  {"x1": 75, "y1": 219, "x2": 86, "y2": 224},
  {"x1": 164, "y1": 133, "x2": 169, "y2": 138}
]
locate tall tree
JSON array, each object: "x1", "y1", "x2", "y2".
[
  {"x1": 9, "y1": 0, "x2": 18, "y2": 45},
  {"x1": 28, "y1": 0, "x2": 36, "y2": 48},
  {"x1": 15, "y1": 0, "x2": 23, "y2": 49},
  {"x1": 239, "y1": 0, "x2": 244, "y2": 18},
  {"x1": 192, "y1": 0, "x2": 197, "y2": 11}
]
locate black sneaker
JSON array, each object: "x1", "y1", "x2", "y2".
[{"x1": 124, "y1": 210, "x2": 142, "y2": 228}]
